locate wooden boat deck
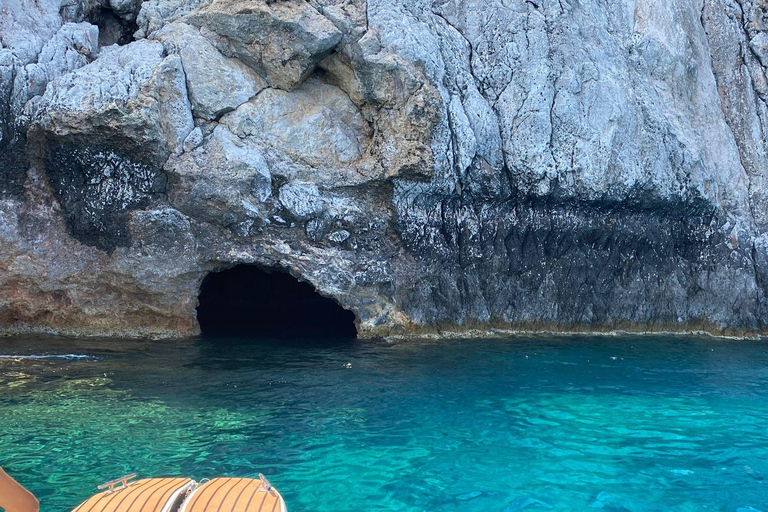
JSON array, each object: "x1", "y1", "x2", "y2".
[
  {"x1": 72, "y1": 478, "x2": 193, "y2": 512},
  {"x1": 180, "y1": 478, "x2": 286, "y2": 512}
]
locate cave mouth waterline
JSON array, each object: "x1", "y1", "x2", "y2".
[{"x1": 196, "y1": 264, "x2": 358, "y2": 339}]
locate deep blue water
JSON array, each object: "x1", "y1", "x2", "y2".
[{"x1": 0, "y1": 334, "x2": 767, "y2": 512}]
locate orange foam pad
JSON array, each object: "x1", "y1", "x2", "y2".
[
  {"x1": 72, "y1": 478, "x2": 192, "y2": 512},
  {"x1": 181, "y1": 478, "x2": 284, "y2": 512}
]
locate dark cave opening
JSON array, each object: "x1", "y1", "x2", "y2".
[
  {"x1": 90, "y1": 7, "x2": 137, "y2": 46},
  {"x1": 196, "y1": 265, "x2": 358, "y2": 339}
]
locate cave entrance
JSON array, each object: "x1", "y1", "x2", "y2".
[{"x1": 196, "y1": 265, "x2": 357, "y2": 339}]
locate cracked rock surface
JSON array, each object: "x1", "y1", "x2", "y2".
[{"x1": 0, "y1": 0, "x2": 767, "y2": 338}]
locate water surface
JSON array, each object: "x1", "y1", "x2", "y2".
[{"x1": 0, "y1": 335, "x2": 767, "y2": 511}]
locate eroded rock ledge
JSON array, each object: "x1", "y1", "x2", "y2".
[{"x1": 1, "y1": 0, "x2": 767, "y2": 339}]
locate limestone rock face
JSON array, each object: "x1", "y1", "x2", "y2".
[
  {"x1": 0, "y1": 0, "x2": 67, "y2": 65},
  {"x1": 167, "y1": 125, "x2": 272, "y2": 228},
  {"x1": 1, "y1": 0, "x2": 768, "y2": 339},
  {"x1": 24, "y1": 23, "x2": 100, "y2": 99},
  {"x1": 135, "y1": 0, "x2": 208, "y2": 39},
  {"x1": 279, "y1": 182, "x2": 326, "y2": 221},
  {"x1": 31, "y1": 40, "x2": 193, "y2": 155},
  {"x1": 155, "y1": 22, "x2": 265, "y2": 120},
  {"x1": 27, "y1": 40, "x2": 194, "y2": 253},
  {"x1": 186, "y1": 0, "x2": 343, "y2": 90},
  {"x1": 220, "y1": 78, "x2": 365, "y2": 177}
]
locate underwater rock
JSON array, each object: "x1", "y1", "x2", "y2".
[
  {"x1": 505, "y1": 496, "x2": 553, "y2": 511},
  {"x1": 596, "y1": 492, "x2": 611, "y2": 502}
]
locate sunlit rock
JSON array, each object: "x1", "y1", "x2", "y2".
[
  {"x1": 155, "y1": 22, "x2": 266, "y2": 120},
  {"x1": 186, "y1": 0, "x2": 342, "y2": 90},
  {"x1": 0, "y1": 0, "x2": 767, "y2": 338},
  {"x1": 221, "y1": 77, "x2": 364, "y2": 169}
]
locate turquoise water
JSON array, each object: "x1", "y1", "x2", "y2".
[{"x1": 1, "y1": 335, "x2": 767, "y2": 512}]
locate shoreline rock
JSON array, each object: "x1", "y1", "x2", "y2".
[{"x1": 1, "y1": 0, "x2": 767, "y2": 340}]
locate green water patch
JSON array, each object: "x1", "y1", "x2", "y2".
[{"x1": 0, "y1": 335, "x2": 767, "y2": 511}]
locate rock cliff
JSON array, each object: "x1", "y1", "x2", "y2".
[{"x1": 1, "y1": 0, "x2": 767, "y2": 338}]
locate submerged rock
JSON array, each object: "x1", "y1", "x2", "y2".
[
  {"x1": 505, "y1": 496, "x2": 553, "y2": 511},
  {"x1": 596, "y1": 492, "x2": 611, "y2": 502}
]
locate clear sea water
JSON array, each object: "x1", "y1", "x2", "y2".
[{"x1": 0, "y1": 334, "x2": 767, "y2": 512}]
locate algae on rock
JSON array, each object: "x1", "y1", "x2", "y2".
[{"x1": 0, "y1": 0, "x2": 767, "y2": 338}]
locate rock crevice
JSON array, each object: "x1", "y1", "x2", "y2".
[{"x1": 0, "y1": 0, "x2": 767, "y2": 338}]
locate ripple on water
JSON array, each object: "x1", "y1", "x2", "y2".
[{"x1": 0, "y1": 335, "x2": 767, "y2": 512}]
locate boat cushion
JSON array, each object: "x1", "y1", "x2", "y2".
[
  {"x1": 71, "y1": 478, "x2": 193, "y2": 512},
  {"x1": 179, "y1": 478, "x2": 285, "y2": 512}
]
